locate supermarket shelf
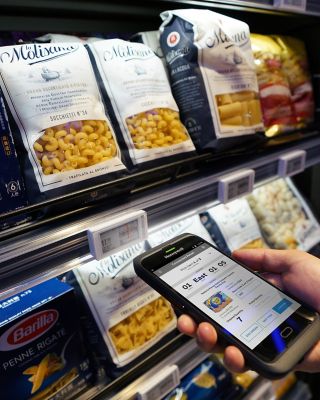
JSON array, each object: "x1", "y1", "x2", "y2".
[
  {"x1": 0, "y1": 134, "x2": 320, "y2": 298},
  {"x1": 0, "y1": 0, "x2": 317, "y2": 33}
]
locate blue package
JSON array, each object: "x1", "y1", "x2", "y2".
[
  {"x1": 0, "y1": 91, "x2": 28, "y2": 229},
  {"x1": 0, "y1": 278, "x2": 92, "y2": 400},
  {"x1": 164, "y1": 358, "x2": 233, "y2": 400}
]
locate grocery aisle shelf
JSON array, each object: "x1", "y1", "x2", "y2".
[{"x1": 1, "y1": 134, "x2": 320, "y2": 299}]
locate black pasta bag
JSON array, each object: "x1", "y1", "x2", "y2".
[{"x1": 159, "y1": 9, "x2": 265, "y2": 153}]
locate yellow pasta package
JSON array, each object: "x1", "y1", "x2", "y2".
[
  {"x1": 89, "y1": 39, "x2": 196, "y2": 165},
  {"x1": 71, "y1": 241, "x2": 177, "y2": 367},
  {"x1": 0, "y1": 43, "x2": 126, "y2": 203},
  {"x1": 0, "y1": 279, "x2": 92, "y2": 400}
]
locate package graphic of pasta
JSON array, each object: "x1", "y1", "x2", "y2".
[
  {"x1": 200, "y1": 198, "x2": 267, "y2": 255},
  {"x1": 90, "y1": 39, "x2": 195, "y2": 165},
  {"x1": 250, "y1": 34, "x2": 296, "y2": 137},
  {"x1": 160, "y1": 9, "x2": 263, "y2": 151},
  {"x1": 0, "y1": 279, "x2": 92, "y2": 400},
  {"x1": 0, "y1": 43, "x2": 126, "y2": 200},
  {"x1": 247, "y1": 178, "x2": 320, "y2": 251},
  {"x1": 273, "y1": 35, "x2": 315, "y2": 127},
  {"x1": 70, "y1": 241, "x2": 176, "y2": 367}
]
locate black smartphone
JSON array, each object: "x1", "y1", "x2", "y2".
[{"x1": 134, "y1": 233, "x2": 320, "y2": 379}]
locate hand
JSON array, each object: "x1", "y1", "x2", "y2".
[{"x1": 177, "y1": 248, "x2": 320, "y2": 373}]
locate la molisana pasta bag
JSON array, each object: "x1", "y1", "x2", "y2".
[
  {"x1": 0, "y1": 43, "x2": 126, "y2": 202},
  {"x1": 159, "y1": 9, "x2": 264, "y2": 151},
  {"x1": 89, "y1": 39, "x2": 195, "y2": 166},
  {"x1": 72, "y1": 241, "x2": 176, "y2": 367}
]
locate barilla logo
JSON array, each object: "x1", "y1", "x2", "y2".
[
  {"x1": 0, "y1": 44, "x2": 78, "y2": 65},
  {"x1": 103, "y1": 44, "x2": 154, "y2": 62},
  {"x1": 0, "y1": 310, "x2": 58, "y2": 351}
]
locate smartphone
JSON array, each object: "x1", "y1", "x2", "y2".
[{"x1": 134, "y1": 233, "x2": 320, "y2": 379}]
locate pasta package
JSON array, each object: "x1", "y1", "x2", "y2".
[
  {"x1": 272, "y1": 35, "x2": 315, "y2": 128},
  {"x1": 89, "y1": 39, "x2": 195, "y2": 166},
  {"x1": 250, "y1": 34, "x2": 296, "y2": 137},
  {"x1": 0, "y1": 279, "x2": 92, "y2": 400},
  {"x1": 200, "y1": 198, "x2": 267, "y2": 254},
  {"x1": 0, "y1": 90, "x2": 29, "y2": 230},
  {"x1": 247, "y1": 178, "x2": 320, "y2": 251},
  {"x1": 70, "y1": 241, "x2": 176, "y2": 367},
  {"x1": 159, "y1": 9, "x2": 263, "y2": 151},
  {"x1": 148, "y1": 214, "x2": 215, "y2": 248},
  {"x1": 164, "y1": 358, "x2": 234, "y2": 400},
  {"x1": 0, "y1": 43, "x2": 126, "y2": 203}
]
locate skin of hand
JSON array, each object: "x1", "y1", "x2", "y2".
[{"x1": 177, "y1": 248, "x2": 320, "y2": 374}]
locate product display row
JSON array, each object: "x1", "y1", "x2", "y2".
[{"x1": 0, "y1": 7, "x2": 317, "y2": 233}]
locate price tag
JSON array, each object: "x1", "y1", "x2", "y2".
[
  {"x1": 137, "y1": 365, "x2": 180, "y2": 400},
  {"x1": 87, "y1": 210, "x2": 148, "y2": 260},
  {"x1": 278, "y1": 150, "x2": 306, "y2": 177},
  {"x1": 273, "y1": 0, "x2": 306, "y2": 12},
  {"x1": 218, "y1": 169, "x2": 255, "y2": 204}
]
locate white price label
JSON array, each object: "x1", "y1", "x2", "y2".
[
  {"x1": 87, "y1": 210, "x2": 148, "y2": 260},
  {"x1": 278, "y1": 150, "x2": 306, "y2": 177},
  {"x1": 218, "y1": 169, "x2": 255, "y2": 204},
  {"x1": 137, "y1": 365, "x2": 180, "y2": 400},
  {"x1": 273, "y1": 0, "x2": 306, "y2": 12}
]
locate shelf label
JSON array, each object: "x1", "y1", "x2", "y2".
[
  {"x1": 278, "y1": 150, "x2": 306, "y2": 177},
  {"x1": 273, "y1": 0, "x2": 306, "y2": 12},
  {"x1": 87, "y1": 210, "x2": 148, "y2": 260},
  {"x1": 137, "y1": 365, "x2": 180, "y2": 400},
  {"x1": 218, "y1": 169, "x2": 255, "y2": 204}
]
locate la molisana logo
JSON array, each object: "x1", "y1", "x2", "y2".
[{"x1": 167, "y1": 31, "x2": 180, "y2": 48}]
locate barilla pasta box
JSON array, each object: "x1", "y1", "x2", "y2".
[
  {"x1": 0, "y1": 89, "x2": 28, "y2": 230},
  {"x1": 0, "y1": 278, "x2": 92, "y2": 400}
]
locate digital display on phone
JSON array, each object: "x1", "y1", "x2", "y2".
[{"x1": 155, "y1": 242, "x2": 301, "y2": 349}]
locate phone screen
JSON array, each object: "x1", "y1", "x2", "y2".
[{"x1": 154, "y1": 241, "x2": 301, "y2": 351}]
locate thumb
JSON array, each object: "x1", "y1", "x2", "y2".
[{"x1": 232, "y1": 248, "x2": 301, "y2": 274}]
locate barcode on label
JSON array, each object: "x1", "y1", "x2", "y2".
[
  {"x1": 87, "y1": 210, "x2": 148, "y2": 261},
  {"x1": 100, "y1": 219, "x2": 139, "y2": 254},
  {"x1": 218, "y1": 169, "x2": 255, "y2": 204},
  {"x1": 138, "y1": 365, "x2": 180, "y2": 400},
  {"x1": 278, "y1": 150, "x2": 306, "y2": 177}
]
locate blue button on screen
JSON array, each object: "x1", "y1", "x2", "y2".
[{"x1": 273, "y1": 299, "x2": 293, "y2": 314}]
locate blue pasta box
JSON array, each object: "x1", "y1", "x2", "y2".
[
  {"x1": 0, "y1": 278, "x2": 92, "y2": 400},
  {"x1": 0, "y1": 90, "x2": 28, "y2": 230}
]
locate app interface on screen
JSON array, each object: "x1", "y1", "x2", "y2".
[{"x1": 155, "y1": 243, "x2": 300, "y2": 349}]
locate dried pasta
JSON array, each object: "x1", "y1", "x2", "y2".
[
  {"x1": 23, "y1": 353, "x2": 64, "y2": 394},
  {"x1": 126, "y1": 108, "x2": 189, "y2": 150},
  {"x1": 33, "y1": 120, "x2": 117, "y2": 175},
  {"x1": 216, "y1": 91, "x2": 262, "y2": 127},
  {"x1": 109, "y1": 297, "x2": 174, "y2": 354}
]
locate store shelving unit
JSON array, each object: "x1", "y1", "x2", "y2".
[{"x1": 0, "y1": 1, "x2": 320, "y2": 399}]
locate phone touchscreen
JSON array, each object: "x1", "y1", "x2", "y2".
[{"x1": 155, "y1": 242, "x2": 301, "y2": 350}]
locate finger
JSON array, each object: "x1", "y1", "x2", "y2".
[
  {"x1": 232, "y1": 248, "x2": 299, "y2": 273},
  {"x1": 177, "y1": 314, "x2": 198, "y2": 337},
  {"x1": 294, "y1": 341, "x2": 320, "y2": 373},
  {"x1": 223, "y1": 346, "x2": 247, "y2": 373},
  {"x1": 196, "y1": 322, "x2": 223, "y2": 353},
  {"x1": 261, "y1": 273, "x2": 284, "y2": 290}
]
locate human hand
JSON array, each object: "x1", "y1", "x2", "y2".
[{"x1": 178, "y1": 248, "x2": 320, "y2": 373}]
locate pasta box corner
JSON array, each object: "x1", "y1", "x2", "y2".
[{"x1": 0, "y1": 278, "x2": 92, "y2": 400}]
